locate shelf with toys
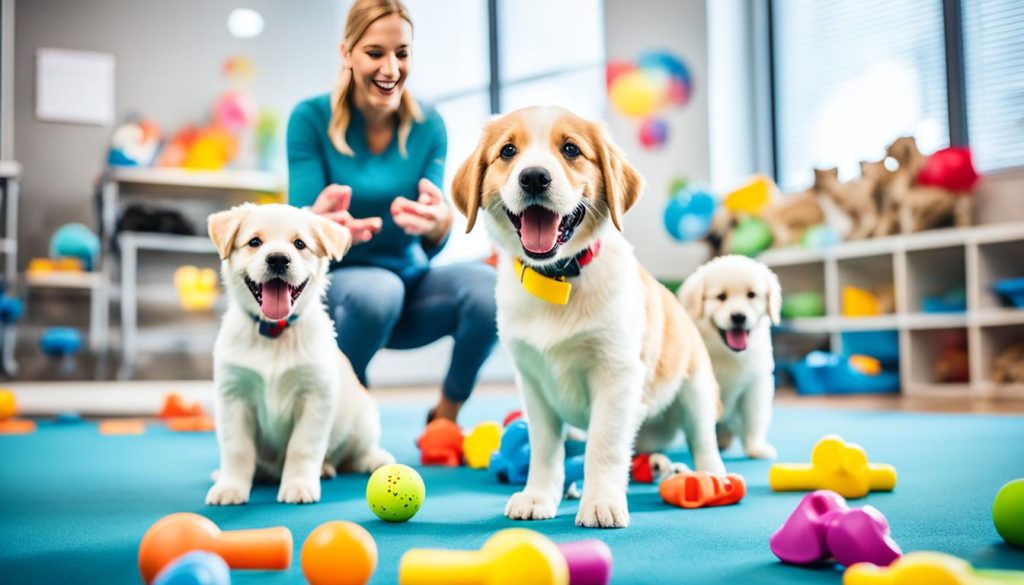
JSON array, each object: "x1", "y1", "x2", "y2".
[{"x1": 703, "y1": 137, "x2": 1024, "y2": 399}]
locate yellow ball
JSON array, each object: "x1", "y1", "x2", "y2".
[{"x1": 366, "y1": 464, "x2": 425, "y2": 522}]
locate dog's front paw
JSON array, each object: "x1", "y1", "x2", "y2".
[
  {"x1": 353, "y1": 448, "x2": 396, "y2": 474},
  {"x1": 277, "y1": 477, "x2": 321, "y2": 504},
  {"x1": 505, "y1": 490, "x2": 559, "y2": 521},
  {"x1": 576, "y1": 492, "x2": 629, "y2": 528},
  {"x1": 320, "y1": 462, "x2": 338, "y2": 479},
  {"x1": 744, "y1": 441, "x2": 777, "y2": 460},
  {"x1": 206, "y1": 479, "x2": 251, "y2": 506}
]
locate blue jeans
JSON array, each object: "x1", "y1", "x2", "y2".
[{"x1": 325, "y1": 263, "x2": 498, "y2": 402}]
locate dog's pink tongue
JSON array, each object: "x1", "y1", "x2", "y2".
[
  {"x1": 261, "y1": 280, "x2": 292, "y2": 321},
  {"x1": 726, "y1": 329, "x2": 749, "y2": 351},
  {"x1": 520, "y1": 206, "x2": 560, "y2": 254}
]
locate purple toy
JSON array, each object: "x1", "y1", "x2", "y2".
[
  {"x1": 557, "y1": 539, "x2": 612, "y2": 585},
  {"x1": 770, "y1": 490, "x2": 901, "y2": 568}
]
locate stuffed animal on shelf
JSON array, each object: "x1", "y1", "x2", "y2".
[
  {"x1": 759, "y1": 171, "x2": 829, "y2": 248},
  {"x1": 992, "y1": 341, "x2": 1024, "y2": 384},
  {"x1": 816, "y1": 166, "x2": 880, "y2": 241},
  {"x1": 879, "y1": 136, "x2": 976, "y2": 235}
]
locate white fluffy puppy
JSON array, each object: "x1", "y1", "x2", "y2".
[
  {"x1": 205, "y1": 203, "x2": 394, "y2": 505},
  {"x1": 452, "y1": 106, "x2": 725, "y2": 528},
  {"x1": 678, "y1": 255, "x2": 782, "y2": 459}
]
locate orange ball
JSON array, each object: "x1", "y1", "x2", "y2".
[{"x1": 301, "y1": 521, "x2": 377, "y2": 585}]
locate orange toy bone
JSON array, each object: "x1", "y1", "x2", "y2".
[
  {"x1": 417, "y1": 419, "x2": 465, "y2": 466},
  {"x1": 659, "y1": 471, "x2": 747, "y2": 509}
]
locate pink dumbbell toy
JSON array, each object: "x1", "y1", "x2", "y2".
[
  {"x1": 770, "y1": 490, "x2": 901, "y2": 568},
  {"x1": 557, "y1": 539, "x2": 612, "y2": 585}
]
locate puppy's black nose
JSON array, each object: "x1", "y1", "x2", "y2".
[
  {"x1": 730, "y1": 313, "x2": 747, "y2": 325},
  {"x1": 519, "y1": 167, "x2": 551, "y2": 195},
  {"x1": 266, "y1": 254, "x2": 290, "y2": 274}
]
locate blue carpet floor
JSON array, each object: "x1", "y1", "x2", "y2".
[{"x1": 1, "y1": 395, "x2": 1022, "y2": 584}]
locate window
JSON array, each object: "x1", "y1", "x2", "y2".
[
  {"x1": 772, "y1": 0, "x2": 950, "y2": 191},
  {"x1": 963, "y1": 0, "x2": 1024, "y2": 173},
  {"x1": 403, "y1": 0, "x2": 606, "y2": 264}
]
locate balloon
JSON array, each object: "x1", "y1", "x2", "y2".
[
  {"x1": 605, "y1": 60, "x2": 635, "y2": 91},
  {"x1": 610, "y1": 71, "x2": 658, "y2": 118},
  {"x1": 638, "y1": 117, "x2": 668, "y2": 149},
  {"x1": 663, "y1": 187, "x2": 717, "y2": 242}
]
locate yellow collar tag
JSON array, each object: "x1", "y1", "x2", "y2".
[{"x1": 513, "y1": 258, "x2": 572, "y2": 305}]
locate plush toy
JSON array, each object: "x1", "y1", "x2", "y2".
[
  {"x1": 815, "y1": 166, "x2": 880, "y2": 241},
  {"x1": 991, "y1": 341, "x2": 1024, "y2": 384},
  {"x1": 879, "y1": 137, "x2": 975, "y2": 234},
  {"x1": 759, "y1": 171, "x2": 829, "y2": 247},
  {"x1": 108, "y1": 119, "x2": 161, "y2": 167}
]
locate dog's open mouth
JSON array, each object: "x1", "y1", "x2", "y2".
[
  {"x1": 719, "y1": 327, "x2": 750, "y2": 352},
  {"x1": 245, "y1": 276, "x2": 308, "y2": 321},
  {"x1": 506, "y1": 204, "x2": 586, "y2": 259}
]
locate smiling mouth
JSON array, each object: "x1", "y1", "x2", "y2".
[
  {"x1": 244, "y1": 275, "x2": 308, "y2": 321},
  {"x1": 372, "y1": 79, "x2": 399, "y2": 94},
  {"x1": 506, "y1": 204, "x2": 586, "y2": 259},
  {"x1": 718, "y1": 327, "x2": 750, "y2": 352}
]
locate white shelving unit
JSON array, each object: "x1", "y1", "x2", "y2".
[
  {"x1": 760, "y1": 223, "x2": 1024, "y2": 399},
  {"x1": 98, "y1": 167, "x2": 285, "y2": 379}
]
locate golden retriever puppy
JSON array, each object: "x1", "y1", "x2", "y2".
[
  {"x1": 451, "y1": 106, "x2": 725, "y2": 528},
  {"x1": 679, "y1": 255, "x2": 781, "y2": 459}
]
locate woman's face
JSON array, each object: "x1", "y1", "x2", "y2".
[{"x1": 344, "y1": 14, "x2": 412, "y2": 115}]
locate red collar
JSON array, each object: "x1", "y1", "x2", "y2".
[{"x1": 530, "y1": 240, "x2": 602, "y2": 279}]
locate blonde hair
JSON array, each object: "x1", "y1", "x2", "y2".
[{"x1": 330, "y1": 0, "x2": 423, "y2": 157}]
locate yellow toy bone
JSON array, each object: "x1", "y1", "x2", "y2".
[
  {"x1": 769, "y1": 434, "x2": 897, "y2": 498},
  {"x1": 398, "y1": 528, "x2": 568, "y2": 585},
  {"x1": 844, "y1": 551, "x2": 1024, "y2": 585}
]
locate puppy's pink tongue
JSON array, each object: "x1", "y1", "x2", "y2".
[
  {"x1": 261, "y1": 280, "x2": 292, "y2": 321},
  {"x1": 725, "y1": 329, "x2": 749, "y2": 351},
  {"x1": 520, "y1": 206, "x2": 560, "y2": 254}
]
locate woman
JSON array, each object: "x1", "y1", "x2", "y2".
[{"x1": 288, "y1": 0, "x2": 497, "y2": 422}]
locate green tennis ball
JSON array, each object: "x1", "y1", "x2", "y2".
[
  {"x1": 366, "y1": 463, "x2": 425, "y2": 522},
  {"x1": 993, "y1": 478, "x2": 1024, "y2": 548}
]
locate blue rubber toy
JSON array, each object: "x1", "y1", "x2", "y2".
[
  {"x1": 490, "y1": 420, "x2": 531, "y2": 485},
  {"x1": 152, "y1": 551, "x2": 230, "y2": 585},
  {"x1": 40, "y1": 327, "x2": 82, "y2": 358},
  {"x1": 0, "y1": 295, "x2": 23, "y2": 324},
  {"x1": 489, "y1": 419, "x2": 586, "y2": 492},
  {"x1": 49, "y1": 223, "x2": 100, "y2": 271}
]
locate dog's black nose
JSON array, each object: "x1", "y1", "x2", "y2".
[
  {"x1": 266, "y1": 254, "x2": 290, "y2": 274},
  {"x1": 519, "y1": 167, "x2": 551, "y2": 195},
  {"x1": 730, "y1": 313, "x2": 747, "y2": 325}
]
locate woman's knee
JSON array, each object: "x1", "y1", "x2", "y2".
[
  {"x1": 329, "y1": 269, "x2": 405, "y2": 326},
  {"x1": 457, "y1": 265, "x2": 498, "y2": 325}
]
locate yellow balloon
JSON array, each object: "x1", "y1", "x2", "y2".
[{"x1": 610, "y1": 71, "x2": 658, "y2": 118}]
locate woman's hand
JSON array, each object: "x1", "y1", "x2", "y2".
[
  {"x1": 391, "y1": 178, "x2": 453, "y2": 246},
  {"x1": 312, "y1": 184, "x2": 382, "y2": 244}
]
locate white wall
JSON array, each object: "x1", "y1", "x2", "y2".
[{"x1": 605, "y1": 0, "x2": 714, "y2": 280}]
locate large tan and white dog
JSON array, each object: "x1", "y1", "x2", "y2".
[
  {"x1": 452, "y1": 106, "x2": 725, "y2": 528},
  {"x1": 678, "y1": 255, "x2": 781, "y2": 459},
  {"x1": 205, "y1": 203, "x2": 394, "y2": 506}
]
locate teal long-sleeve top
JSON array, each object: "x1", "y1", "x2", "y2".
[{"x1": 287, "y1": 93, "x2": 448, "y2": 282}]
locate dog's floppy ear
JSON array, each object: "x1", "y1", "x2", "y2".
[
  {"x1": 452, "y1": 125, "x2": 495, "y2": 233},
  {"x1": 208, "y1": 204, "x2": 253, "y2": 260},
  {"x1": 591, "y1": 122, "x2": 643, "y2": 231},
  {"x1": 311, "y1": 215, "x2": 352, "y2": 262},
  {"x1": 677, "y1": 266, "x2": 706, "y2": 319},
  {"x1": 765, "y1": 266, "x2": 782, "y2": 325}
]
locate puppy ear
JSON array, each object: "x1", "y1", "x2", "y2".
[
  {"x1": 311, "y1": 215, "x2": 352, "y2": 262},
  {"x1": 452, "y1": 127, "x2": 493, "y2": 233},
  {"x1": 677, "y1": 266, "x2": 706, "y2": 319},
  {"x1": 591, "y1": 122, "x2": 643, "y2": 231},
  {"x1": 765, "y1": 266, "x2": 783, "y2": 325},
  {"x1": 208, "y1": 204, "x2": 252, "y2": 260}
]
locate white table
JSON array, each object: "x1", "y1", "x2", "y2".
[
  {"x1": 98, "y1": 167, "x2": 283, "y2": 379},
  {"x1": 0, "y1": 160, "x2": 20, "y2": 376}
]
